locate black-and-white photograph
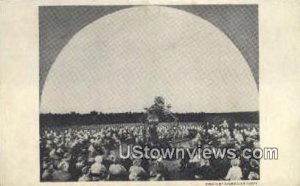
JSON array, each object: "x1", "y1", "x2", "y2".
[{"x1": 39, "y1": 5, "x2": 259, "y2": 182}]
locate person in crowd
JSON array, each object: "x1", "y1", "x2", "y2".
[
  {"x1": 90, "y1": 155, "x2": 108, "y2": 181},
  {"x1": 248, "y1": 171, "x2": 259, "y2": 180},
  {"x1": 78, "y1": 166, "x2": 92, "y2": 181},
  {"x1": 108, "y1": 155, "x2": 128, "y2": 180},
  {"x1": 148, "y1": 157, "x2": 168, "y2": 181},
  {"x1": 41, "y1": 162, "x2": 54, "y2": 181},
  {"x1": 40, "y1": 121, "x2": 259, "y2": 181},
  {"x1": 52, "y1": 161, "x2": 72, "y2": 181},
  {"x1": 129, "y1": 159, "x2": 147, "y2": 181},
  {"x1": 225, "y1": 159, "x2": 243, "y2": 180}
]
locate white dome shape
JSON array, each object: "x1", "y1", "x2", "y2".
[{"x1": 41, "y1": 6, "x2": 258, "y2": 113}]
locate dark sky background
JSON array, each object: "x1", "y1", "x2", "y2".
[{"x1": 39, "y1": 5, "x2": 258, "y2": 99}]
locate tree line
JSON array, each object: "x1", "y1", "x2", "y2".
[{"x1": 40, "y1": 111, "x2": 259, "y2": 127}]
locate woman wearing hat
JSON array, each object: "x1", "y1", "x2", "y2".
[
  {"x1": 225, "y1": 159, "x2": 242, "y2": 180},
  {"x1": 90, "y1": 156, "x2": 108, "y2": 181},
  {"x1": 129, "y1": 159, "x2": 147, "y2": 181},
  {"x1": 52, "y1": 161, "x2": 71, "y2": 181},
  {"x1": 108, "y1": 156, "x2": 128, "y2": 180}
]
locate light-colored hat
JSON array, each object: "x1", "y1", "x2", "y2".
[
  {"x1": 109, "y1": 164, "x2": 126, "y2": 175},
  {"x1": 95, "y1": 155, "x2": 103, "y2": 163},
  {"x1": 58, "y1": 161, "x2": 69, "y2": 171}
]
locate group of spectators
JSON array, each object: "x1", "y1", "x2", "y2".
[{"x1": 40, "y1": 121, "x2": 260, "y2": 181}]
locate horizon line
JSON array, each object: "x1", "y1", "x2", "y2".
[{"x1": 40, "y1": 110, "x2": 259, "y2": 114}]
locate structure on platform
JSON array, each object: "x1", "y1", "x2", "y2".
[{"x1": 142, "y1": 97, "x2": 178, "y2": 143}]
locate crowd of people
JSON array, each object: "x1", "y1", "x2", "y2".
[{"x1": 40, "y1": 121, "x2": 260, "y2": 181}]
